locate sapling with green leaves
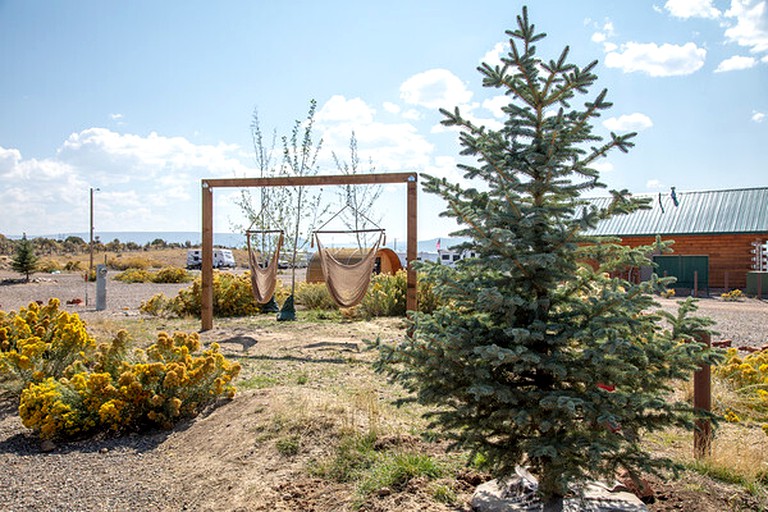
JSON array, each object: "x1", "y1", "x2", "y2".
[{"x1": 375, "y1": 7, "x2": 720, "y2": 508}]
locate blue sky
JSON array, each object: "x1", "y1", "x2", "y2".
[{"x1": 1, "y1": 0, "x2": 766, "y2": 243}]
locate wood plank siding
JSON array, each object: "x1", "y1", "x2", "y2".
[{"x1": 616, "y1": 233, "x2": 764, "y2": 290}]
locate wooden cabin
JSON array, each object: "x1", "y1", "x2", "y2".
[
  {"x1": 306, "y1": 247, "x2": 403, "y2": 283},
  {"x1": 585, "y1": 187, "x2": 768, "y2": 291}
]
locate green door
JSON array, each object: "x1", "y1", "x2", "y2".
[{"x1": 653, "y1": 255, "x2": 709, "y2": 291}]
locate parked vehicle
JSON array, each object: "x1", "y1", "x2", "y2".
[{"x1": 186, "y1": 249, "x2": 236, "y2": 270}]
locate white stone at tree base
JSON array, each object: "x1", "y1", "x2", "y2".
[{"x1": 472, "y1": 475, "x2": 648, "y2": 512}]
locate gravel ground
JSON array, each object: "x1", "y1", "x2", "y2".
[{"x1": 0, "y1": 270, "x2": 193, "y2": 318}]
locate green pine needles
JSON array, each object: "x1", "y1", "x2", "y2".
[
  {"x1": 374, "y1": 7, "x2": 721, "y2": 505},
  {"x1": 11, "y1": 234, "x2": 39, "y2": 283}
]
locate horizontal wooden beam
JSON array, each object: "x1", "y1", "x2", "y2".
[{"x1": 203, "y1": 172, "x2": 417, "y2": 189}]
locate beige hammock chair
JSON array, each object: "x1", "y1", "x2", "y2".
[
  {"x1": 313, "y1": 228, "x2": 385, "y2": 308},
  {"x1": 246, "y1": 229, "x2": 284, "y2": 304}
]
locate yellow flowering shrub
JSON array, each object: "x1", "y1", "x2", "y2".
[
  {"x1": 356, "y1": 270, "x2": 442, "y2": 318},
  {"x1": 140, "y1": 271, "x2": 288, "y2": 318},
  {"x1": 18, "y1": 330, "x2": 240, "y2": 439},
  {"x1": 0, "y1": 299, "x2": 96, "y2": 390},
  {"x1": 720, "y1": 289, "x2": 744, "y2": 301},
  {"x1": 714, "y1": 347, "x2": 768, "y2": 427},
  {"x1": 2, "y1": 302, "x2": 240, "y2": 439},
  {"x1": 114, "y1": 268, "x2": 154, "y2": 283}
]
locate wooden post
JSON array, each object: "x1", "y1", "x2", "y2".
[
  {"x1": 202, "y1": 181, "x2": 213, "y2": 331},
  {"x1": 693, "y1": 330, "x2": 712, "y2": 459},
  {"x1": 693, "y1": 270, "x2": 698, "y2": 298},
  {"x1": 406, "y1": 175, "x2": 418, "y2": 313}
]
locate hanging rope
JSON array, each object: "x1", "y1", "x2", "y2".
[
  {"x1": 314, "y1": 230, "x2": 384, "y2": 308},
  {"x1": 246, "y1": 230, "x2": 284, "y2": 304}
]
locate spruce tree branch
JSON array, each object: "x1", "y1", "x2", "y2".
[{"x1": 447, "y1": 199, "x2": 531, "y2": 279}]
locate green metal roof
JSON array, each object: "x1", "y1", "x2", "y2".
[{"x1": 584, "y1": 187, "x2": 768, "y2": 236}]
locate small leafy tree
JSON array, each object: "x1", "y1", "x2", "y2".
[
  {"x1": 375, "y1": 7, "x2": 719, "y2": 508},
  {"x1": 11, "y1": 233, "x2": 38, "y2": 282},
  {"x1": 236, "y1": 101, "x2": 328, "y2": 318},
  {"x1": 332, "y1": 131, "x2": 383, "y2": 250}
]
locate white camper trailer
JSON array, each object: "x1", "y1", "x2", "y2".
[{"x1": 186, "y1": 249, "x2": 236, "y2": 270}]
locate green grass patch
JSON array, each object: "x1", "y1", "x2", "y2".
[{"x1": 239, "y1": 374, "x2": 280, "y2": 389}]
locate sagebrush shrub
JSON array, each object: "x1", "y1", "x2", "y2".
[
  {"x1": 1, "y1": 300, "x2": 241, "y2": 439},
  {"x1": 356, "y1": 270, "x2": 441, "y2": 318},
  {"x1": 107, "y1": 255, "x2": 159, "y2": 271},
  {"x1": 715, "y1": 347, "x2": 768, "y2": 426},
  {"x1": 141, "y1": 271, "x2": 288, "y2": 318},
  {"x1": 18, "y1": 331, "x2": 240, "y2": 438},
  {"x1": 152, "y1": 266, "x2": 192, "y2": 284},
  {"x1": 114, "y1": 268, "x2": 154, "y2": 283},
  {"x1": 37, "y1": 258, "x2": 62, "y2": 273},
  {"x1": 295, "y1": 282, "x2": 337, "y2": 310},
  {"x1": 0, "y1": 299, "x2": 96, "y2": 390}
]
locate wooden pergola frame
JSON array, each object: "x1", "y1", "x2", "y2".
[{"x1": 200, "y1": 172, "x2": 418, "y2": 331}]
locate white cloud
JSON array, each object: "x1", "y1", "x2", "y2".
[
  {"x1": 646, "y1": 179, "x2": 664, "y2": 189},
  {"x1": 0, "y1": 130, "x2": 255, "y2": 235},
  {"x1": 56, "y1": 128, "x2": 248, "y2": 185},
  {"x1": 482, "y1": 96, "x2": 509, "y2": 119},
  {"x1": 715, "y1": 54, "x2": 757, "y2": 71},
  {"x1": 382, "y1": 102, "x2": 400, "y2": 114},
  {"x1": 399, "y1": 69, "x2": 474, "y2": 110},
  {"x1": 402, "y1": 109, "x2": 422, "y2": 121},
  {"x1": 591, "y1": 20, "x2": 616, "y2": 46},
  {"x1": 110, "y1": 113, "x2": 124, "y2": 120},
  {"x1": 314, "y1": 95, "x2": 435, "y2": 173},
  {"x1": 664, "y1": 0, "x2": 722, "y2": 19},
  {"x1": 481, "y1": 42, "x2": 506, "y2": 67},
  {"x1": 0, "y1": 146, "x2": 22, "y2": 175},
  {"x1": 316, "y1": 95, "x2": 375, "y2": 124},
  {"x1": 603, "y1": 113, "x2": 654, "y2": 131},
  {"x1": 592, "y1": 161, "x2": 615, "y2": 174},
  {"x1": 724, "y1": 0, "x2": 768, "y2": 54},
  {"x1": 753, "y1": 110, "x2": 766, "y2": 122},
  {"x1": 605, "y1": 41, "x2": 707, "y2": 76}
]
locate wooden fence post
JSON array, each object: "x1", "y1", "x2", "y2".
[
  {"x1": 693, "y1": 270, "x2": 698, "y2": 298},
  {"x1": 693, "y1": 330, "x2": 712, "y2": 459}
]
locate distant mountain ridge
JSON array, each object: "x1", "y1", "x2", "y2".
[{"x1": 8, "y1": 232, "x2": 469, "y2": 252}]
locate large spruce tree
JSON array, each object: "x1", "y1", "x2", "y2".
[{"x1": 376, "y1": 7, "x2": 718, "y2": 506}]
